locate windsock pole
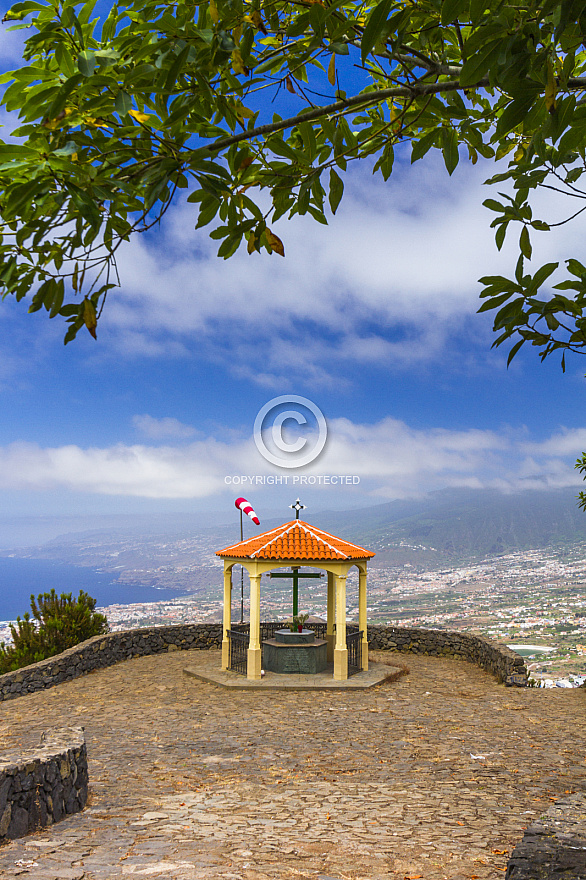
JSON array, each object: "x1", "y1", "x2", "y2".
[
  {"x1": 234, "y1": 497, "x2": 260, "y2": 624},
  {"x1": 240, "y1": 508, "x2": 244, "y2": 624}
]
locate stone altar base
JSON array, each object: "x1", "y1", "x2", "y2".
[
  {"x1": 183, "y1": 658, "x2": 398, "y2": 689},
  {"x1": 262, "y1": 628, "x2": 327, "y2": 674}
]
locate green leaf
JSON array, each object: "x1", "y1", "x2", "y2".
[
  {"x1": 441, "y1": 127, "x2": 459, "y2": 175},
  {"x1": 66, "y1": 182, "x2": 102, "y2": 228},
  {"x1": 483, "y1": 198, "x2": 505, "y2": 213},
  {"x1": 506, "y1": 338, "x2": 525, "y2": 365},
  {"x1": 218, "y1": 31, "x2": 236, "y2": 52},
  {"x1": 64, "y1": 319, "x2": 83, "y2": 345},
  {"x1": 477, "y1": 291, "x2": 515, "y2": 312},
  {"x1": 253, "y1": 54, "x2": 283, "y2": 75},
  {"x1": 217, "y1": 233, "x2": 242, "y2": 259},
  {"x1": 195, "y1": 195, "x2": 221, "y2": 228},
  {"x1": 28, "y1": 278, "x2": 56, "y2": 313},
  {"x1": 361, "y1": 0, "x2": 392, "y2": 63},
  {"x1": 77, "y1": 50, "x2": 96, "y2": 77},
  {"x1": 0, "y1": 145, "x2": 38, "y2": 162},
  {"x1": 544, "y1": 312, "x2": 560, "y2": 331},
  {"x1": 495, "y1": 91, "x2": 539, "y2": 139},
  {"x1": 115, "y1": 90, "x2": 132, "y2": 117},
  {"x1": 49, "y1": 278, "x2": 64, "y2": 318},
  {"x1": 329, "y1": 168, "x2": 343, "y2": 214},
  {"x1": 495, "y1": 222, "x2": 507, "y2": 250},
  {"x1": 4, "y1": 180, "x2": 42, "y2": 218},
  {"x1": 441, "y1": 0, "x2": 469, "y2": 25},
  {"x1": 515, "y1": 254, "x2": 525, "y2": 284},
  {"x1": 459, "y1": 40, "x2": 501, "y2": 88},
  {"x1": 411, "y1": 130, "x2": 438, "y2": 163},
  {"x1": 165, "y1": 44, "x2": 190, "y2": 93},
  {"x1": 94, "y1": 48, "x2": 121, "y2": 61},
  {"x1": 519, "y1": 225, "x2": 532, "y2": 259},
  {"x1": 377, "y1": 143, "x2": 394, "y2": 180},
  {"x1": 45, "y1": 73, "x2": 83, "y2": 122},
  {"x1": 468, "y1": 0, "x2": 487, "y2": 23},
  {"x1": 52, "y1": 141, "x2": 78, "y2": 157},
  {"x1": 567, "y1": 259, "x2": 586, "y2": 278},
  {"x1": 565, "y1": 167, "x2": 583, "y2": 184}
]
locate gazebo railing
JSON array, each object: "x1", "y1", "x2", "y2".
[
  {"x1": 260, "y1": 621, "x2": 285, "y2": 642},
  {"x1": 347, "y1": 630, "x2": 363, "y2": 676},
  {"x1": 230, "y1": 622, "x2": 352, "y2": 639},
  {"x1": 227, "y1": 623, "x2": 285, "y2": 674},
  {"x1": 228, "y1": 622, "x2": 363, "y2": 676},
  {"x1": 228, "y1": 629, "x2": 248, "y2": 675}
]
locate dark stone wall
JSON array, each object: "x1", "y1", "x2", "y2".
[
  {"x1": 505, "y1": 791, "x2": 586, "y2": 879},
  {"x1": 0, "y1": 727, "x2": 87, "y2": 844},
  {"x1": 0, "y1": 624, "x2": 223, "y2": 702},
  {"x1": 367, "y1": 624, "x2": 528, "y2": 686},
  {"x1": 0, "y1": 622, "x2": 526, "y2": 702}
]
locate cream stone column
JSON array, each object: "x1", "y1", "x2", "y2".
[
  {"x1": 358, "y1": 567, "x2": 369, "y2": 672},
  {"x1": 326, "y1": 571, "x2": 335, "y2": 662},
  {"x1": 247, "y1": 573, "x2": 262, "y2": 680},
  {"x1": 221, "y1": 566, "x2": 232, "y2": 670},
  {"x1": 333, "y1": 573, "x2": 348, "y2": 681}
]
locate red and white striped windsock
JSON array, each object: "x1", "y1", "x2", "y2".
[{"x1": 235, "y1": 497, "x2": 260, "y2": 525}]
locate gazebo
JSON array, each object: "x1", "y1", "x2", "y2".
[{"x1": 216, "y1": 519, "x2": 375, "y2": 681}]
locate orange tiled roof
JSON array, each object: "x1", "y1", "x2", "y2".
[{"x1": 216, "y1": 520, "x2": 374, "y2": 561}]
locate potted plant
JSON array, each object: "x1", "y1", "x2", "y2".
[{"x1": 289, "y1": 612, "x2": 309, "y2": 633}]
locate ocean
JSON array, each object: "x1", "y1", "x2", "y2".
[{"x1": 0, "y1": 557, "x2": 189, "y2": 622}]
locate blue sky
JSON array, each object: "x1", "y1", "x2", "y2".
[{"x1": 2, "y1": 16, "x2": 586, "y2": 525}]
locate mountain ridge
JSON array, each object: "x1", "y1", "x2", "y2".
[{"x1": 5, "y1": 487, "x2": 586, "y2": 572}]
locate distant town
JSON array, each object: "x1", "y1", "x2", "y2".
[{"x1": 1, "y1": 524, "x2": 585, "y2": 689}]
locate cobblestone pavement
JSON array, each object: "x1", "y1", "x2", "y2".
[{"x1": 0, "y1": 649, "x2": 585, "y2": 880}]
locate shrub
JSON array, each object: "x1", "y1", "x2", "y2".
[{"x1": 0, "y1": 589, "x2": 108, "y2": 674}]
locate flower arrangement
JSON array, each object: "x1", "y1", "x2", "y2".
[{"x1": 288, "y1": 612, "x2": 309, "y2": 633}]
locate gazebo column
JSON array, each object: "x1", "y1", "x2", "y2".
[
  {"x1": 247, "y1": 573, "x2": 262, "y2": 680},
  {"x1": 326, "y1": 571, "x2": 335, "y2": 662},
  {"x1": 358, "y1": 567, "x2": 369, "y2": 672},
  {"x1": 333, "y1": 574, "x2": 348, "y2": 681},
  {"x1": 221, "y1": 566, "x2": 232, "y2": 670}
]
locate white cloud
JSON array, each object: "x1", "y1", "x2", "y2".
[
  {"x1": 521, "y1": 427, "x2": 586, "y2": 458},
  {"x1": 132, "y1": 414, "x2": 198, "y2": 440},
  {"x1": 0, "y1": 415, "x2": 582, "y2": 501},
  {"x1": 95, "y1": 157, "x2": 514, "y2": 381},
  {"x1": 95, "y1": 150, "x2": 586, "y2": 385},
  {"x1": 0, "y1": 439, "x2": 253, "y2": 498}
]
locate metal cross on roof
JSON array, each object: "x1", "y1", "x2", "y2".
[{"x1": 290, "y1": 498, "x2": 306, "y2": 520}]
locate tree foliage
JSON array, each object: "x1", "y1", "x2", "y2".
[
  {"x1": 1, "y1": 0, "x2": 586, "y2": 346},
  {"x1": 0, "y1": 588, "x2": 108, "y2": 672}
]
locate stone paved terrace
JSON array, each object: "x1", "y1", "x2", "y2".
[{"x1": 0, "y1": 648, "x2": 584, "y2": 880}]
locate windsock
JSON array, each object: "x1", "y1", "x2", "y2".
[{"x1": 235, "y1": 497, "x2": 260, "y2": 525}]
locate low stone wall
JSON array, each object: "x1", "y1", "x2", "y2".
[
  {"x1": 505, "y1": 791, "x2": 586, "y2": 878},
  {"x1": 0, "y1": 622, "x2": 526, "y2": 702},
  {"x1": 368, "y1": 625, "x2": 528, "y2": 685},
  {"x1": 0, "y1": 624, "x2": 223, "y2": 702},
  {"x1": 0, "y1": 727, "x2": 87, "y2": 843}
]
